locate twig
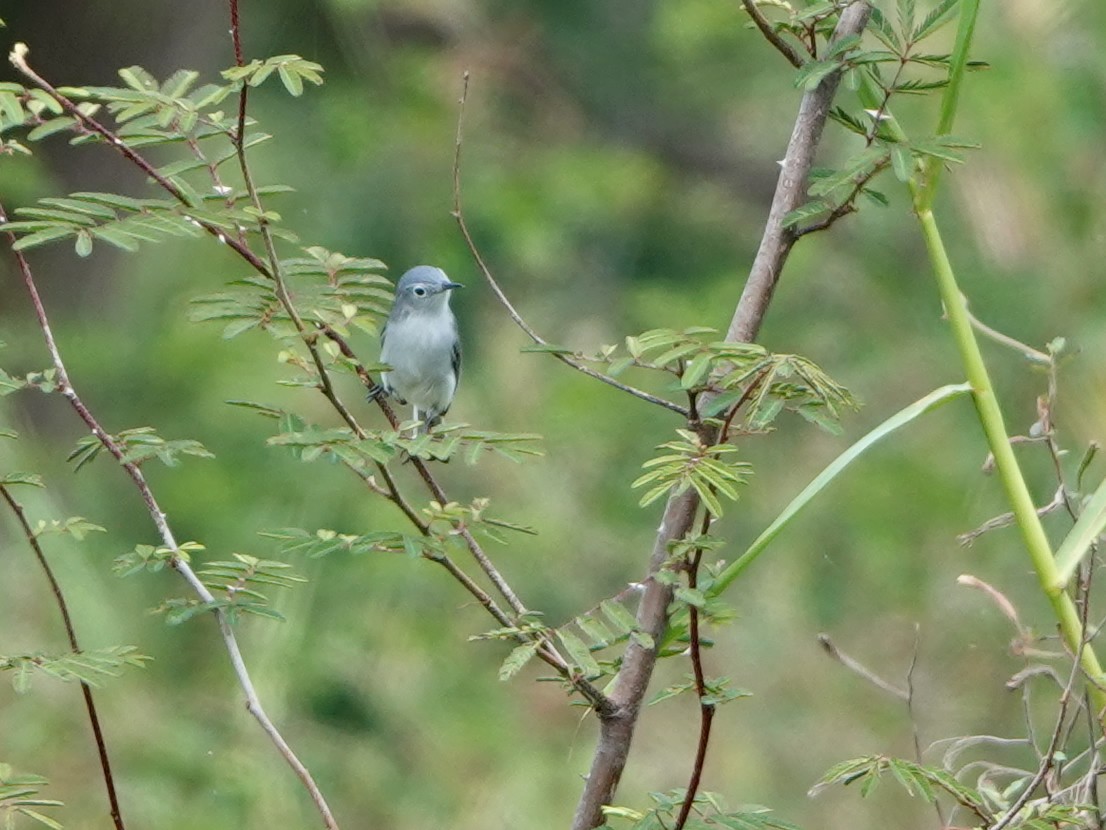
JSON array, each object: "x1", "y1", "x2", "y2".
[
  {"x1": 739, "y1": 0, "x2": 804, "y2": 68},
  {"x1": 963, "y1": 303, "x2": 1051, "y2": 366},
  {"x1": 989, "y1": 596, "x2": 1088, "y2": 829},
  {"x1": 958, "y1": 486, "x2": 1067, "y2": 546},
  {"x1": 572, "y1": 6, "x2": 872, "y2": 827},
  {"x1": 674, "y1": 510, "x2": 716, "y2": 830},
  {"x1": 817, "y1": 633, "x2": 909, "y2": 701},
  {"x1": 451, "y1": 72, "x2": 688, "y2": 418},
  {"x1": 1, "y1": 197, "x2": 342, "y2": 829},
  {"x1": 904, "y1": 624, "x2": 944, "y2": 828},
  {"x1": 0, "y1": 486, "x2": 126, "y2": 830}
]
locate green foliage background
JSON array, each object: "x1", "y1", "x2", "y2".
[{"x1": 1, "y1": 1, "x2": 1105, "y2": 828}]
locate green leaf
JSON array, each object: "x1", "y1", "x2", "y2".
[
  {"x1": 711, "y1": 383, "x2": 973, "y2": 596},
  {"x1": 519, "y1": 344, "x2": 577, "y2": 355},
  {"x1": 1053, "y1": 475, "x2": 1106, "y2": 588},
  {"x1": 556, "y1": 630, "x2": 603, "y2": 679},
  {"x1": 278, "y1": 64, "x2": 304, "y2": 96},
  {"x1": 0, "y1": 472, "x2": 44, "y2": 488},
  {"x1": 498, "y1": 641, "x2": 541, "y2": 681},
  {"x1": 913, "y1": 0, "x2": 960, "y2": 41},
  {"x1": 794, "y1": 59, "x2": 841, "y2": 91},
  {"x1": 782, "y1": 199, "x2": 830, "y2": 229},
  {"x1": 600, "y1": 599, "x2": 639, "y2": 634},
  {"x1": 0, "y1": 91, "x2": 23, "y2": 125},
  {"x1": 867, "y1": 6, "x2": 902, "y2": 52},
  {"x1": 890, "y1": 144, "x2": 913, "y2": 182},
  {"x1": 896, "y1": 0, "x2": 916, "y2": 39}
]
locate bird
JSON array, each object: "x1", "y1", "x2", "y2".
[{"x1": 369, "y1": 265, "x2": 463, "y2": 433}]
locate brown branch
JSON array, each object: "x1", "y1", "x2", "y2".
[
  {"x1": 0, "y1": 486, "x2": 126, "y2": 830},
  {"x1": 740, "y1": 0, "x2": 804, "y2": 68},
  {"x1": 572, "y1": 5, "x2": 873, "y2": 827},
  {"x1": 451, "y1": 72, "x2": 688, "y2": 418},
  {"x1": 674, "y1": 510, "x2": 716, "y2": 830}
]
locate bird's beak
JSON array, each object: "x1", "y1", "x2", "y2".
[{"x1": 443, "y1": 282, "x2": 464, "y2": 290}]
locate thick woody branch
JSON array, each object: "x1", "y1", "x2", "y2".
[{"x1": 572, "y1": 4, "x2": 872, "y2": 827}]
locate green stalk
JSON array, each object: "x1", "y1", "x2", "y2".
[
  {"x1": 916, "y1": 208, "x2": 1106, "y2": 704},
  {"x1": 917, "y1": 0, "x2": 979, "y2": 210},
  {"x1": 909, "y1": 1, "x2": 1105, "y2": 709}
]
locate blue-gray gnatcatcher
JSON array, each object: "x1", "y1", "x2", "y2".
[{"x1": 369, "y1": 265, "x2": 463, "y2": 432}]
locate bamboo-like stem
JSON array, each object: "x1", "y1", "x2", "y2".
[
  {"x1": 915, "y1": 208, "x2": 1106, "y2": 712},
  {"x1": 904, "y1": 0, "x2": 1106, "y2": 716},
  {"x1": 917, "y1": 0, "x2": 979, "y2": 211}
]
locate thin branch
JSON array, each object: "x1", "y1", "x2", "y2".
[
  {"x1": 957, "y1": 485, "x2": 1066, "y2": 547},
  {"x1": 740, "y1": 0, "x2": 804, "y2": 68},
  {"x1": 674, "y1": 510, "x2": 716, "y2": 830},
  {"x1": 451, "y1": 72, "x2": 688, "y2": 418},
  {"x1": 817, "y1": 633, "x2": 909, "y2": 701},
  {"x1": 0, "y1": 486, "x2": 126, "y2": 830},
  {"x1": 989, "y1": 600, "x2": 1088, "y2": 830},
  {"x1": 1, "y1": 198, "x2": 342, "y2": 829},
  {"x1": 961, "y1": 303, "x2": 1051, "y2": 365},
  {"x1": 905, "y1": 624, "x2": 944, "y2": 828}
]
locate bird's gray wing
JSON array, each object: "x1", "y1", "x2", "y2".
[{"x1": 451, "y1": 336, "x2": 461, "y2": 386}]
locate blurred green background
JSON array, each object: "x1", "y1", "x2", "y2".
[{"x1": 2, "y1": 1, "x2": 1105, "y2": 828}]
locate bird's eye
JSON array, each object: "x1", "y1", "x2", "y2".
[{"x1": 413, "y1": 286, "x2": 427, "y2": 297}]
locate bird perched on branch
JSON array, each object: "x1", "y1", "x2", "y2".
[{"x1": 369, "y1": 265, "x2": 463, "y2": 433}]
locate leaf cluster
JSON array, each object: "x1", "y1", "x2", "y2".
[
  {"x1": 0, "y1": 764, "x2": 62, "y2": 830},
  {"x1": 191, "y1": 246, "x2": 391, "y2": 340},
  {"x1": 476, "y1": 596, "x2": 653, "y2": 684},
  {"x1": 573, "y1": 328, "x2": 855, "y2": 433},
  {"x1": 152, "y1": 553, "x2": 306, "y2": 626},
  {"x1": 813, "y1": 755, "x2": 990, "y2": 821},
  {"x1": 600, "y1": 789, "x2": 798, "y2": 830},
  {"x1": 0, "y1": 60, "x2": 324, "y2": 256},
  {"x1": 68, "y1": 426, "x2": 213, "y2": 471},
  {"x1": 261, "y1": 527, "x2": 439, "y2": 560},
  {"x1": 633, "y1": 429, "x2": 752, "y2": 517},
  {"x1": 0, "y1": 646, "x2": 150, "y2": 693},
  {"x1": 113, "y1": 540, "x2": 204, "y2": 577},
  {"x1": 782, "y1": 0, "x2": 986, "y2": 231},
  {"x1": 261, "y1": 411, "x2": 544, "y2": 468}
]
